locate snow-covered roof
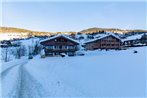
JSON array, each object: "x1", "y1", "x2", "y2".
[
  {"x1": 94, "y1": 34, "x2": 107, "y2": 38},
  {"x1": 84, "y1": 33, "x2": 121, "y2": 44},
  {"x1": 122, "y1": 33, "x2": 145, "y2": 42},
  {"x1": 40, "y1": 34, "x2": 79, "y2": 44}
]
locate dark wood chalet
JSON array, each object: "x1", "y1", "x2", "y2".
[
  {"x1": 40, "y1": 35, "x2": 79, "y2": 56},
  {"x1": 84, "y1": 34, "x2": 122, "y2": 50}
]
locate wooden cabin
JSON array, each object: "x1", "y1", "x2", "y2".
[
  {"x1": 84, "y1": 34, "x2": 122, "y2": 50},
  {"x1": 40, "y1": 35, "x2": 79, "y2": 56}
]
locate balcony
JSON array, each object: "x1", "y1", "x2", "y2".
[{"x1": 45, "y1": 48, "x2": 76, "y2": 52}]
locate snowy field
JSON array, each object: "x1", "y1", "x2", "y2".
[{"x1": 1, "y1": 46, "x2": 146, "y2": 98}]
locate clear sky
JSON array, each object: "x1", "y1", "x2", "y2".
[{"x1": 1, "y1": 0, "x2": 147, "y2": 32}]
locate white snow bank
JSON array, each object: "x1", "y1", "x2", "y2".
[{"x1": 24, "y1": 46, "x2": 146, "y2": 97}]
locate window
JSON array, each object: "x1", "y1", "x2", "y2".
[
  {"x1": 102, "y1": 44, "x2": 106, "y2": 46},
  {"x1": 55, "y1": 46, "x2": 60, "y2": 49},
  {"x1": 56, "y1": 39, "x2": 60, "y2": 42},
  {"x1": 60, "y1": 39, "x2": 66, "y2": 42},
  {"x1": 68, "y1": 46, "x2": 74, "y2": 49},
  {"x1": 55, "y1": 52, "x2": 60, "y2": 55},
  {"x1": 47, "y1": 52, "x2": 53, "y2": 56},
  {"x1": 46, "y1": 52, "x2": 54, "y2": 56},
  {"x1": 67, "y1": 52, "x2": 74, "y2": 56},
  {"x1": 47, "y1": 45, "x2": 54, "y2": 49},
  {"x1": 116, "y1": 44, "x2": 119, "y2": 46},
  {"x1": 62, "y1": 46, "x2": 67, "y2": 49},
  {"x1": 56, "y1": 38, "x2": 67, "y2": 42},
  {"x1": 59, "y1": 46, "x2": 62, "y2": 49}
]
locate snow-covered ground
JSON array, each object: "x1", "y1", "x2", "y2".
[
  {"x1": 123, "y1": 33, "x2": 146, "y2": 41},
  {"x1": 1, "y1": 46, "x2": 146, "y2": 97}
]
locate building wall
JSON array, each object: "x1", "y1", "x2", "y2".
[
  {"x1": 100, "y1": 36, "x2": 121, "y2": 49},
  {"x1": 85, "y1": 40, "x2": 101, "y2": 50},
  {"x1": 85, "y1": 36, "x2": 121, "y2": 50},
  {"x1": 41, "y1": 36, "x2": 78, "y2": 56}
]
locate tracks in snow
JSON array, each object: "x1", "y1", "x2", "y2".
[
  {"x1": 1, "y1": 61, "x2": 28, "y2": 80},
  {"x1": 1, "y1": 60, "x2": 47, "y2": 98},
  {"x1": 12, "y1": 64, "x2": 47, "y2": 98}
]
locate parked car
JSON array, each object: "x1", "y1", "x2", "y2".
[
  {"x1": 28, "y1": 55, "x2": 33, "y2": 59},
  {"x1": 60, "y1": 53, "x2": 68, "y2": 57},
  {"x1": 76, "y1": 51, "x2": 85, "y2": 56}
]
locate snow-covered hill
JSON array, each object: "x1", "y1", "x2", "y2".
[{"x1": 1, "y1": 46, "x2": 146, "y2": 97}]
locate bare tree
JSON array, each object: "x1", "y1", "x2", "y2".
[
  {"x1": 28, "y1": 45, "x2": 33, "y2": 56},
  {"x1": 33, "y1": 41, "x2": 41, "y2": 55},
  {"x1": 15, "y1": 45, "x2": 26, "y2": 59},
  {"x1": 15, "y1": 47, "x2": 21, "y2": 59},
  {"x1": 21, "y1": 45, "x2": 27, "y2": 56},
  {"x1": 1, "y1": 47, "x2": 10, "y2": 62}
]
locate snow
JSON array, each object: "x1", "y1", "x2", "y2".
[
  {"x1": 40, "y1": 34, "x2": 79, "y2": 44},
  {"x1": 11, "y1": 37, "x2": 40, "y2": 55},
  {"x1": 123, "y1": 33, "x2": 145, "y2": 41},
  {"x1": 0, "y1": 32, "x2": 29, "y2": 41},
  {"x1": 1, "y1": 46, "x2": 146, "y2": 97},
  {"x1": 94, "y1": 33, "x2": 108, "y2": 38},
  {"x1": 1, "y1": 58, "x2": 28, "y2": 98},
  {"x1": 85, "y1": 33, "x2": 121, "y2": 44},
  {"x1": 75, "y1": 34, "x2": 87, "y2": 40},
  {"x1": 15, "y1": 37, "x2": 40, "y2": 47},
  {"x1": 1, "y1": 57, "x2": 28, "y2": 73}
]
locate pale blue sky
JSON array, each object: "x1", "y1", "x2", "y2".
[{"x1": 1, "y1": 1, "x2": 147, "y2": 32}]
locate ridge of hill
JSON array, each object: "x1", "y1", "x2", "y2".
[{"x1": 0, "y1": 27, "x2": 147, "y2": 35}]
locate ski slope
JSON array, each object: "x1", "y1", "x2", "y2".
[{"x1": 1, "y1": 46, "x2": 146, "y2": 97}]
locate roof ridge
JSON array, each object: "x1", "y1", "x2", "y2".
[
  {"x1": 40, "y1": 34, "x2": 79, "y2": 44},
  {"x1": 84, "y1": 33, "x2": 121, "y2": 44}
]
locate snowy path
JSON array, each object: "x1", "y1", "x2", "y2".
[
  {"x1": 11, "y1": 64, "x2": 46, "y2": 98},
  {"x1": 1, "y1": 60, "x2": 47, "y2": 98},
  {"x1": 1, "y1": 61, "x2": 27, "y2": 80}
]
